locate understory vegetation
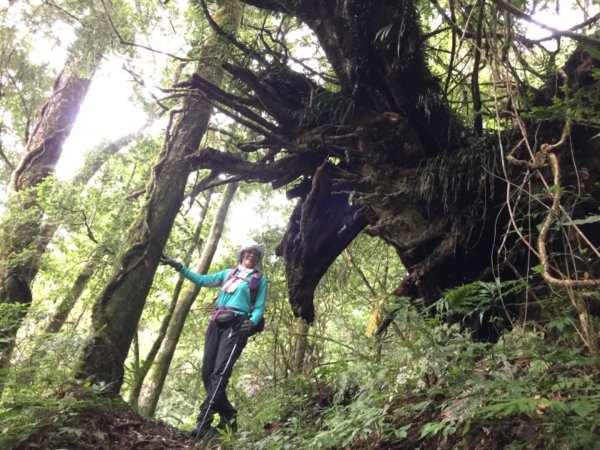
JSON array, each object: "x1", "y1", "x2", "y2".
[
  {"x1": 238, "y1": 327, "x2": 600, "y2": 449},
  {"x1": 2, "y1": 244, "x2": 599, "y2": 449}
]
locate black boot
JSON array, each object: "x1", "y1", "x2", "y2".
[
  {"x1": 191, "y1": 422, "x2": 217, "y2": 440},
  {"x1": 191, "y1": 411, "x2": 217, "y2": 439}
]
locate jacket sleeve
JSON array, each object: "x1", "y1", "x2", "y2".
[
  {"x1": 180, "y1": 267, "x2": 228, "y2": 287},
  {"x1": 249, "y1": 276, "x2": 268, "y2": 325}
]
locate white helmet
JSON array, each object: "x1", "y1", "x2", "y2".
[{"x1": 237, "y1": 241, "x2": 265, "y2": 270}]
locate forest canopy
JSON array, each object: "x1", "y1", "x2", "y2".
[{"x1": 1, "y1": 0, "x2": 600, "y2": 448}]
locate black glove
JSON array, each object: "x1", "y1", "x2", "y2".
[
  {"x1": 240, "y1": 320, "x2": 254, "y2": 334},
  {"x1": 160, "y1": 254, "x2": 182, "y2": 272}
]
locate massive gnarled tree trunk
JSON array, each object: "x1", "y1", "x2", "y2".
[
  {"x1": 0, "y1": 51, "x2": 99, "y2": 371},
  {"x1": 187, "y1": 0, "x2": 600, "y2": 335},
  {"x1": 76, "y1": 0, "x2": 243, "y2": 394}
]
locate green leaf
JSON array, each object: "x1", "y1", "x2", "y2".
[
  {"x1": 58, "y1": 426, "x2": 84, "y2": 437},
  {"x1": 394, "y1": 424, "x2": 411, "y2": 438},
  {"x1": 481, "y1": 398, "x2": 537, "y2": 418},
  {"x1": 411, "y1": 400, "x2": 432, "y2": 411},
  {"x1": 583, "y1": 45, "x2": 600, "y2": 60},
  {"x1": 563, "y1": 215, "x2": 600, "y2": 226},
  {"x1": 568, "y1": 400, "x2": 597, "y2": 418},
  {"x1": 420, "y1": 421, "x2": 444, "y2": 438}
]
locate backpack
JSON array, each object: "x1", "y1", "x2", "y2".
[{"x1": 224, "y1": 268, "x2": 265, "y2": 334}]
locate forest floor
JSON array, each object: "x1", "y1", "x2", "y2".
[
  {"x1": 14, "y1": 399, "x2": 198, "y2": 450},
  {"x1": 11, "y1": 387, "x2": 507, "y2": 450}
]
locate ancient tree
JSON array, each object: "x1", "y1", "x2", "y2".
[{"x1": 186, "y1": 0, "x2": 600, "y2": 343}]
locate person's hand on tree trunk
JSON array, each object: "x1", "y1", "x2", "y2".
[{"x1": 160, "y1": 254, "x2": 182, "y2": 272}]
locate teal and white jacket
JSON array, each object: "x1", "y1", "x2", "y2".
[{"x1": 180, "y1": 267, "x2": 268, "y2": 325}]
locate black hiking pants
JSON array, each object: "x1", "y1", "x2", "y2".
[{"x1": 198, "y1": 316, "x2": 248, "y2": 424}]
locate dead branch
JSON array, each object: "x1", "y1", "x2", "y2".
[{"x1": 187, "y1": 147, "x2": 323, "y2": 185}]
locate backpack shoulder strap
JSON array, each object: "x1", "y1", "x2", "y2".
[
  {"x1": 249, "y1": 271, "x2": 263, "y2": 305},
  {"x1": 251, "y1": 271, "x2": 262, "y2": 280}
]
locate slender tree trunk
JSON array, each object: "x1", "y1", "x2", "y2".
[
  {"x1": 76, "y1": 0, "x2": 243, "y2": 394},
  {"x1": 128, "y1": 190, "x2": 213, "y2": 409},
  {"x1": 0, "y1": 51, "x2": 100, "y2": 374},
  {"x1": 138, "y1": 182, "x2": 238, "y2": 417},
  {"x1": 45, "y1": 248, "x2": 105, "y2": 334}
]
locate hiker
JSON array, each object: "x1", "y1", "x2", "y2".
[{"x1": 160, "y1": 242, "x2": 268, "y2": 439}]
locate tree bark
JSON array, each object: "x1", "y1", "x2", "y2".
[
  {"x1": 138, "y1": 182, "x2": 238, "y2": 417},
  {"x1": 76, "y1": 0, "x2": 244, "y2": 394},
  {"x1": 128, "y1": 190, "x2": 212, "y2": 409},
  {"x1": 291, "y1": 319, "x2": 310, "y2": 375},
  {"x1": 0, "y1": 50, "x2": 100, "y2": 372}
]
